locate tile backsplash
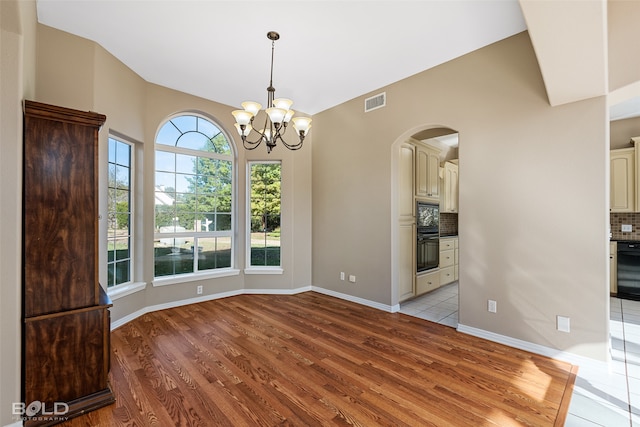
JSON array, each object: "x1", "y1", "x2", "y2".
[
  {"x1": 611, "y1": 213, "x2": 640, "y2": 240},
  {"x1": 440, "y1": 212, "x2": 458, "y2": 236}
]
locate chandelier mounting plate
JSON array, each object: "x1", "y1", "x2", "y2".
[{"x1": 267, "y1": 31, "x2": 280, "y2": 41}]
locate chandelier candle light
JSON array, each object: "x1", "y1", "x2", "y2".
[{"x1": 232, "y1": 31, "x2": 312, "y2": 153}]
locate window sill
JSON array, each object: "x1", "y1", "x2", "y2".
[
  {"x1": 107, "y1": 281, "x2": 147, "y2": 301},
  {"x1": 153, "y1": 269, "x2": 241, "y2": 287},
  {"x1": 244, "y1": 267, "x2": 284, "y2": 275}
]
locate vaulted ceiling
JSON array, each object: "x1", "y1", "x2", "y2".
[{"x1": 35, "y1": 0, "x2": 638, "y2": 119}]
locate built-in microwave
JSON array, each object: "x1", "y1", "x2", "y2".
[{"x1": 416, "y1": 201, "x2": 439, "y2": 233}]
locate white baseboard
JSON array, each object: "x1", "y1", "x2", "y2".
[
  {"x1": 310, "y1": 286, "x2": 396, "y2": 312},
  {"x1": 111, "y1": 286, "x2": 311, "y2": 330},
  {"x1": 457, "y1": 323, "x2": 608, "y2": 372}
]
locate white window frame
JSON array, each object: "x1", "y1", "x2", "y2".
[
  {"x1": 106, "y1": 134, "x2": 146, "y2": 300},
  {"x1": 245, "y1": 160, "x2": 283, "y2": 275},
  {"x1": 153, "y1": 113, "x2": 239, "y2": 286},
  {"x1": 106, "y1": 136, "x2": 134, "y2": 288}
]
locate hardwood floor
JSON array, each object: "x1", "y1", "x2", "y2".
[{"x1": 60, "y1": 292, "x2": 577, "y2": 426}]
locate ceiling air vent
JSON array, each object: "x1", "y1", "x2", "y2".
[{"x1": 364, "y1": 92, "x2": 386, "y2": 112}]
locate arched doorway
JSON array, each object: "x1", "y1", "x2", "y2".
[{"x1": 391, "y1": 125, "x2": 460, "y2": 327}]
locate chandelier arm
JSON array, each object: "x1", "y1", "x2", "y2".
[{"x1": 276, "y1": 129, "x2": 305, "y2": 151}]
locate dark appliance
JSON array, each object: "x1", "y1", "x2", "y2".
[
  {"x1": 416, "y1": 202, "x2": 439, "y2": 272},
  {"x1": 618, "y1": 241, "x2": 640, "y2": 300}
]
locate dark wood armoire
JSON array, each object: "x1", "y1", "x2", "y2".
[{"x1": 22, "y1": 100, "x2": 115, "y2": 426}]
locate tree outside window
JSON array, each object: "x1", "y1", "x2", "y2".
[
  {"x1": 154, "y1": 114, "x2": 234, "y2": 278},
  {"x1": 249, "y1": 162, "x2": 281, "y2": 267}
]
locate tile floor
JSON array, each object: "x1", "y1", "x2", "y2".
[{"x1": 399, "y1": 284, "x2": 640, "y2": 426}]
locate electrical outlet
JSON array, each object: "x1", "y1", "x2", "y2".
[
  {"x1": 197, "y1": 285, "x2": 203, "y2": 295},
  {"x1": 349, "y1": 275, "x2": 356, "y2": 283},
  {"x1": 488, "y1": 300, "x2": 497, "y2": 313},
  {"x1": 622, "y1": 224, "x2": 633, "y2": 232},
  {"x1": 340, "y1": 272, "x2": 345, "y2": 281},
  {"x1": 557, "y1": 315, "x2": 570, "y2": 332}
]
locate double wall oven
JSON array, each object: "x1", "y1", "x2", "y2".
[{"x1": 416, "y1": 201, "x2": 439, "y2": 272}]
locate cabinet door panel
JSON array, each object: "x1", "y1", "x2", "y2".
[
  {"x1": 399, "y1": 144, "x2": 414, "y2": 221},
  {"x1": 610, "y1": 150, "x2": 634, "y2": 212},
  {"x1": 399, "y1": 224, "x2": 415, "y2": 301}
]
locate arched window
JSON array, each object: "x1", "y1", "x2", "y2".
[{"x1": 154, "y1": 114, "x2": 234, "y2": 279}]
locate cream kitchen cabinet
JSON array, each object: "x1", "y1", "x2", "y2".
[
  {"x1": 611, "y1": 148, "x2": 635, "y2": 212},
  {"x1": 415, "y1": 144, "x2": 440, "y2": 200},
  {"x1": 399, "y1": 223, "x2": 416, "y2": 301},
  {"x1": 440, "y1": 237, "x2": 459, "y2": 285},
  {"x1": 416, "y1": 268, "x2": 440, "y2": 296},
  {"x1": 442, "y1": 161, "x2": 459, "y2": 213},
  {"x1": 399, "y1": 143, "x2": 415, "y2": 222}
]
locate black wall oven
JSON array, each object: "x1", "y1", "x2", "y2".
[
  {"x1": 618, "y1": 241, "x2": 640, "y2": 300},
  {"x1": 416, "y1": 202, "x2": 439, "y2": 272}
]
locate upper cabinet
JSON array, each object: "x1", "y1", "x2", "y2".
[
  {"x1": 611, "y1": 147, "x2": 636, "y2": 212},
  {"x1": 442, "y1": 161, "x2": 459, "y2": 213},
  {"x1": 399, "y1": 143, "x2": 415, "y2": 222},
  {"x1": 415, "y1": 144, "x2": 440, "y2": 200}
]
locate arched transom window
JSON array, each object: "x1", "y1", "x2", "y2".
[{"x1": 154, "y1": 114, "x2": 234, "y2": 279}]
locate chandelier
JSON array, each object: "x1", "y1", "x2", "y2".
[{"x1": 232, "y1": 31, "x2": 312, "y2": 153}]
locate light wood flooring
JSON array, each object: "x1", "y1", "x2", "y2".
[{"x1": 60, "y1": 292, "x2": 577, "y2": 426}]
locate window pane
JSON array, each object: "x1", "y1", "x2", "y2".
[
  {"x1": 116, "y1": 140, "x2": 130, "y2": 166},
  {"x1": 216, "y1": 213, "x2": 232, "y2": 231},
  {"x1": 197, "y1": 237, "x2": 231, "y2": 271},
  {"x1": 211, "y1": 133, "x2": 231, "y2": 155},
  {"x1": 115, "y1": 165, "x2": 130, "y2": 189},
  {"x1": 249, "y1": 162, "x2": 281, "y2": 267},
  {"x1": 154, "y1": 114, "x2": 234, "y2": 278},
  {"x1": 171, "y1": 115, "x2": 197, "y2": 133},
  {"x1": 114, "y1": 238, "x2": 129, "y2": 260},
  {"x1": 197, "y1": 117, "x2": 220, "y2": 139},
  {"x1": 155, "y1": 171, "x2": 175, "y2": 190},
  {"x1": 176, "y1": 154, "x2": 197, "y2": 174},
  {"x1": 156, "y1": 124, "x2": 182, "y2": 147},
  {"x1": 154, "y1": 240, "x2": 194, "y2": 277},
  {"x1": 108, "y1": 163, "x2": 116, "y2": 188},
  {"x1": 177, "y1": 132, "x2": 210, "y2": 151},
  {"x1": 107, "y1": 137, "x2": 132, "y2": 287},
  {"x1": 156, "y1": 150, "x2": 175, "y2": 172},
  {"x1": 175, "y1": 173, "x2": 195, "y2": 193},
  {"x1": 115, "y1": 260, "x2": 130, "y2": 284}
]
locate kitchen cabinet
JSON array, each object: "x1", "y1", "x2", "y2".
[
  {"x1": 611, "y1": 148, "x2": 635, "y2": 212},
  {"x1": 440, "y1": 237, "x2": 459, "y2": 285},
  {"x1": 415, "y1": 143, "x2": 440, "y2": 200},
  {"x1": 23, "y1": 100, "x2": 114, "y2": 425},
  {"x1": 442, "y1": 161, "x2": 459, "y2": 213},
  {"x1": 611, "y1": 241, "x2": 617, "y2": 295},
  {"x1": 398, "y1": 223, "x2": 416, "y2": 301},
  {"x1": 399, "y1": 143, "x2": 415, "y2": 222},
  {"x1": 454, "y1": 238, "x2": 459, "y2": 281},
  {"x1": 416, "y1": 268, "x2": 440, "y2": 296}
]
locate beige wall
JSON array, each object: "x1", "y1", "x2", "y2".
[
  {"x1": 608, "y1": 0, "x2": 640, "y2": 92},
  {"x1": 32, "y1": 24, "x2": 313, "y2": 322},
  {"x1": 0, "y1": 1, "x2": 36, "y2": 425},
  {"x1": 611, "y1": 116, "x2": 640, "y2": 150},
  {"x1": 312, "y1": 32, "x2": 609, "y2": 361}
]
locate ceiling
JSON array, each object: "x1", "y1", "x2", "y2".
[
  {"x1": 35, "y1": 0, "x2": 527, "y2": 115},
  {"x1": 35, "y1": 0, "x2": 638, "y2": 120}
]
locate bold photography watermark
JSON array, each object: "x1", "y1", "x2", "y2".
[{"x1": 12, "y1": 400, "x2": 69, "y2": 422}]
